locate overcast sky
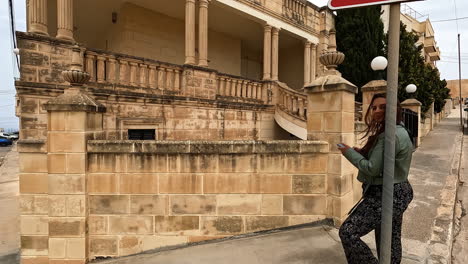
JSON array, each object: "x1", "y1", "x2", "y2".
[{"x1": 0, "y1": 0, "x2": 467, "y2": 130}]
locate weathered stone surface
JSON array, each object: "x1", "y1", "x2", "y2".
[
  {"x1": 48, "y1": 174, "x2": 85, "y2": 194},
  {"x1": 120, "y1": 173, "x2": 158, "y2": 194},
  {"x1": 48, "y1": 218, "x2": 85, "y2": 237},
  {"x1": 201, "y1": 216, "x2": 243, "y2": 235},
  {"x1": 20, "y1": 216, "x2": 48, "y2": 235},
  {"x1": 171, "y1": 195, "x2": 216, "y2": 215},
  {"x1": 48, "y1": 238, "x2": 66, "y2": 259},
  {"x1": 155, "y1": 216, "x2": 199, "y2": 233},
  {"x1": 20, "y1": 153, "x2": 47, "y2": 173},
  {"x1": 159, "y1": 173, "x2": 202, "y2": 194},
  {"x1": 203, "y1": 173, "x2": 250, "y2": 193},
  {"x1": 109, "y1": 216, "x2": 153, "y2": 234},
  {"x1": 292, "y1": 174, "x2": 326, "y2": 194},
  {"x1": 21, "y1": 236, "x2": 48, "y2": 255},
  {"x1": 248, "y1": 174, "x2": 291, "y2": 193},
  {"x1": 88, "y1": 173, "x2": 118, "y2": 193},
  {"x1": 66, "y1": 238, "x2": 86, "y2": 259},
  {"x1": 20, "y1": 195, "x2": 48, "y2": 215},
  {"x1": 89, "y1": 216, "x2": 108, "y2": 235},
  {"x1": 261, "y1": 195, "x2": 283, "y2": 215},
  {"x1": 90, "y1": 237, "x2": 118, "y2": 256},
  {"x1": 216, "y1": 194, "x2": 261, "y2": 215},
  {"x1": 89, "y1": 195, "x2": 129, "y2": 214},
  {"x1": 130, "y1": 195, "x2": 167, "y2": 215},
  {"x1": 245, "y1": 216, "x2": 288, "y2": 232},
  {"x1": 19, "y1": 173, "x2": 48, "y2": 194},
  {"x1": 20, "y1": 256, "x2": 49, "y2": 264},
  {"x1": 283, "y1": 195, "x2": 327, "y2": 215}
]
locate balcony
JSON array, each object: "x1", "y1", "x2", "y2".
[{"x1": 424, "y1": 36, "x2": 437, "y2": 53}]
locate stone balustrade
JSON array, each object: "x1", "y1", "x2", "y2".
[
  {"x1": 277, "y1": 83, "x2": 308, "y2": 121},
  {"x1": 282, "y1": 0, "x2": 308, "y2": 25},
  {"x1": 217, "y1": 75, "x2": 266, "y2": 103},
  {"x1": 84, "y1": 50, "x2": 182, "y2": 93}
]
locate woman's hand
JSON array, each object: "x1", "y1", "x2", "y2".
[{"x1": 337, "y1": 143, "x2": 351, "y2": 154}]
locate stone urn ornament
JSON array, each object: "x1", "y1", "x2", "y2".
[
  {"x1": 61, "y1": 45, "x2": 90, "y2": 87},
  {"x1": 319, "y1": 29, "x2": 345, "y2": 74}
]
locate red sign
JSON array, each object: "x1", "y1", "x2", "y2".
[{"x1": 328, "y1": 0, "x2": 421, "y2": 10}]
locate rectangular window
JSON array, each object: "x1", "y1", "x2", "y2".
[{"x1": 128, "y1": 129, "x2": 156, "y2": 140}]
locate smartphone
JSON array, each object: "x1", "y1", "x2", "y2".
[{"x1": 337, "y1": 143, "x2": 345, "y2": 148}]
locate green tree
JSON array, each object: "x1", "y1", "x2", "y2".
[
  {"x1": 336, "y1": 6, "x2": 385, "y2": 101},
  {"x1": 385, "y1": 23, "x2": 450, "y2": 116}
]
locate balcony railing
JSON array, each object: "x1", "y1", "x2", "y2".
[
  {"x1": 84, "y1": 49, "x2": 183, "y2": 94},
  {"x1": 277, "y1": 82, "x2": 307, "y2": 121},
  {"x1": 282, "y1": 0, "x2": 308, "y2": 25},
  {"x1": 217, "y1": 74, "x2": 267, "y2": 103}
]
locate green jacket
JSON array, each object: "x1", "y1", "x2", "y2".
[{"x1": 343, "y1": 125, "x2": 413, "y2": 185}]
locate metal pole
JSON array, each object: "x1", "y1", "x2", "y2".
[
  {"x1": 459, "y1": 34, "x2": 463, "y2": 131},
  {"x1": 380, "y1": 3, "x2": 400, "y2": 264}
]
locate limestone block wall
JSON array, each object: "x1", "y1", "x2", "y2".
[
  {"x1": 85, "y1": 140, "x2": 329, "y2": 259},
  {"x1": 16, "y1": 34, "x2": 290, "y2": 142}
]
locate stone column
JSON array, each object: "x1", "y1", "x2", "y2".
[
  {"x1": 28, "y1": 0, "x2": 48, "y2": 35},
  {"x1": 304, "y1": 41, "x2": 311, "y2": 86},
  {"x1": 107, "y1": 57, "x2": 117, "y2": 84},
  {"x1": 85, "y1": 53, "x2": 96, "y2": 82},
  {"x1": 198, "y1": 0, "x2": 209, "y2": 67},
  {"x1": 42, "y1": 47, "x2": 105, "y2": 263},
  {"x1": 56, "y1": 0, "x2": 74, "y2": 41},
  {"x1": 118, "y1": 60, "x2": 129, "y2": 85},
  {"x1": 310, "y1": 43, "x2": 317, "y2": 81},
  {"x1": 305, "y1": 36, "x2": 358, "y2": 225},
  {"x1": 148, "y1": 65, "x2": 157, "y2": 89},
  {"x1": 185, "y1": 0, "x2": 196, "y2": 65},
  {"x1": 96, "y1": 56, "x2": 106, "y2": 83},
  {"x1": 271, "y1": 27, "x2": 280, "y2": 81},
  {"x1": 139, "y1": 64, "x2": 148, "y2": 87},
  {"x1": 129, "y1": 62, "x2": 138, "y2": 86},
  {"x1": 402, "y1": 99, "x2": 422, "y2": 147},
  {"x1": 361, "y1": 80, "x2": 387, "y2": 120},
  {"x1": 263, "y1": 25, "x2": 272, "y2": 80}
]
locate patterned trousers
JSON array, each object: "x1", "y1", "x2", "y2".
[{"x1": 339, "y1": 182, "x2": 413, "y2": 264}]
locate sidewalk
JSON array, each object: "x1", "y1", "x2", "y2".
[
  {"x1": 0, "y1": 144, "x2": 20, "y2": 264},
  {"x1": 452, "y1": 114, "x2": 468, "y2": 264},
  {"x1": 95, "y1": 109, "x2": 463, "y2": 264}
]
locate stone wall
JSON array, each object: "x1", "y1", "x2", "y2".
[{"x1": 85, "y1": 140, "x2": 329, "y2": 259}]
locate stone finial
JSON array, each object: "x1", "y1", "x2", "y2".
[
  {"x1": 62, "y1": 45, "x2": 90, "y2": 86},
  {"x1": 319, "y1": 29, "x2": 345, "y2": 74}
]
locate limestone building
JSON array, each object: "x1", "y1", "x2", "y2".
[
  {"x1": 16, "y1": 0, "x2": 361, "y2": 263},
  {"x1": 446, "y1": 79, "x2": 468, "y2": 101},
  {"x1": 382, "y1": 4, "x2": 441, "y2": 67}
]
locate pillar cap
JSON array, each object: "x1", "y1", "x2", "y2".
[
  {"x1": 362, "y1": 80, "x2": 387, "y2": 93},
  {"x1": 305, "y1": 75, "x2": 357, "y2": 94},
  {"x1": 401, "y1": 98, "x2": 422, "y2": 106},
  {"x1": 44, "y1": 88, "x2": 106, "y2": 112}
]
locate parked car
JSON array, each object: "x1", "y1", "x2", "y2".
[
  {"x1": 0, "y1": 138, "x2": 13, "y2": 147},
  {"x1": 0, "y1": 132, "x2": 18, "y2": 140}
]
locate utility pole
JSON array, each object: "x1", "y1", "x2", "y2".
[
  {"x1": 459, "y1": 34, "x2": 463, "y2": 131},
  {"x1": 379, "y1": 3, "x2": 401, "y2": 263}
]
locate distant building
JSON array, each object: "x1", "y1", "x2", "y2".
[
  {"x1": 446, "y1": 80, "x2": 468, "y2": 100},
  {"x1": 381, "y1": 4, "x2": 441, "y2": 67}
]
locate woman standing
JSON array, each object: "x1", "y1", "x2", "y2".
[{"x1": 337, "y1": 93, "x2": 414, "y2": 264}]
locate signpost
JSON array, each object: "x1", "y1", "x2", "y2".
[
  {"x1": 328, "y1": 1, "x2": 424, "y2": 263},
  {"x1": 329, "y1": 0, "x2": 419, "y2": 9}
]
